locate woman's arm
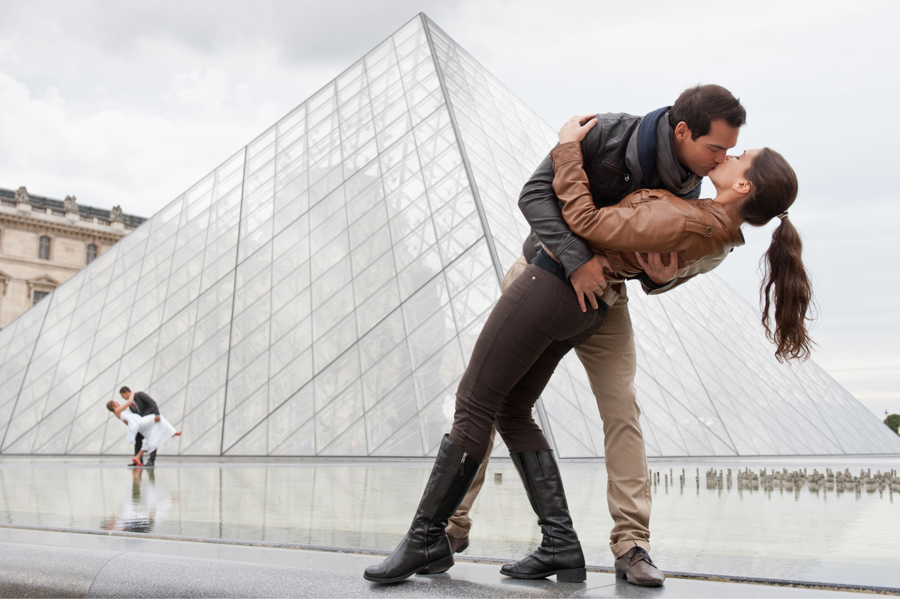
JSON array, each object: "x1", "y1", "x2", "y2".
[
  {"x1": 518, "y1": 114, "x2": 605, "y2": 278},
  {"x1": 551, "y1": 142, "x2": 688, "y2": 253},
  {"x1": 113, "y1": 398, "x2": 134, "y2": 419}
]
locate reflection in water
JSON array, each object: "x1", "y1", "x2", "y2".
[
  {"x1": 0, "y1": 457, "x2": 897, "y2": 588},
  {"x1": 100, "y1": 468, "x2": 172, "y2": 533}
]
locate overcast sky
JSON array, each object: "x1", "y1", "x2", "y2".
[{"x1": 1, "y1": 0, "x2": 897, "y2": 419}]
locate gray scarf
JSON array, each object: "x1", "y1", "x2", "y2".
[
  {"x1": 655, "y1": 112, "x2": 701, "y2": 196},
  {"x1": 625, "y1": 110, "x2": 701, "y2": 197}
]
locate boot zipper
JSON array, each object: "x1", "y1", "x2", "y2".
[{"x1": 459, "y1": 452, "x2": 467, "y2": 475}]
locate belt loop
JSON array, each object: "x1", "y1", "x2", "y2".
[{"x1": 530, "y1": 249, "x2": 571, "y2": 287}]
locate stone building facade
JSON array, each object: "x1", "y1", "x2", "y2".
[{"x1": 0, "y1": 186, "x2": 145, "y2": 329}]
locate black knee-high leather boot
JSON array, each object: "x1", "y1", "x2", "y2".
[
  {"x1": 500, "y1": 450, "x2": 586, "y2": 582},
  {"x1": 364, "y1": 435, "x2": 481, "y2": 583}
]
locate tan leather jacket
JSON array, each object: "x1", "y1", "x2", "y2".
[{"x1": 550, "y1": 142, "x2": 744, "y2": 294}]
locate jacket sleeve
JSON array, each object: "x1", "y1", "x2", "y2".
[
  {"x1": 518, "y1": 120, "x2": 603, "y2": 278},
  {"x1": 551, "y1": 142, "x2": 688, "y2": 253},
  {"x1": 638, "y1": 273, "x2": 680, "y2": 295},
  {"x1": 642, "y1": 272, "x2": 695, "y2": 295},
  {"x1": 136, "y1": 392, "x2": 160, "y2": 416}
]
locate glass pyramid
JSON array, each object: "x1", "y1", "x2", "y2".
[{"x1": 1, "y1": 15, "x2": 897, "y2": 458}]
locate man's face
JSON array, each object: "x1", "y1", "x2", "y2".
[
  {"x1": 673, "y1": 119, "x2": 740, "y2": 177},
  {"x1": 120, "y1": 391, "x2": 131, "y2": 401}
]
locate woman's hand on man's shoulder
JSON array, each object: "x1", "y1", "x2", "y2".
[{"x1": 558, "y1": 114, "x2": 597, "y2": 145}]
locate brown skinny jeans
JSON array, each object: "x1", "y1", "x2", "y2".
[
  {"x1": 448, "y1": 263, "x2": 606, "y2": 463},
  {"x1": 448, "y1": 256, "x2": 652, "y2": 559}
]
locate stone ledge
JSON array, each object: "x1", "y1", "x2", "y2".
[{"x1": 0, "y1": 527, "x2": 885, "y2": 598}]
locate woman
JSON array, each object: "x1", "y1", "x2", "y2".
[
  {"x1": 106, "y1": 396, "x2": 181, "y2": 467},
  {"x1": 364, "y1": 117, "x2": 812, "y2": 584}
]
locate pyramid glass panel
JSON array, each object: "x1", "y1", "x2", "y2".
[{"x1": 1, "y1": 14, "x2": 897, "y2": 458}]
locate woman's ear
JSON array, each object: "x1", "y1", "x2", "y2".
[{"x1": 733, "y1": 179, "x2": 752, "y2": 195}]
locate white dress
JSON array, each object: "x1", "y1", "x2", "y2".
[{"x1": 119, "y1": 409, "x2": 177, "y2": 453}]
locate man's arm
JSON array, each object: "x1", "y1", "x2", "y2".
[{"x1": 518, "y1": 117, "x2": 604, "y2": 278}]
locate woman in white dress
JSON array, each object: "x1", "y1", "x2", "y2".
[{"x1": 106, "y1": 396, "x2": 181, "y2": 466}]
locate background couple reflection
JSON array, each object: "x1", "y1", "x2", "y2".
[{"x1": 101, "y1": 468, "x2": 173, "y2": 533}]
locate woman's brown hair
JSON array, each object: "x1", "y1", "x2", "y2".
[
  {"x1": 740, "y1": 148, "x2": 814, "y2": 362},
  {"x1": 106, "y1": 400, "x2": 116, "y2": 412}
]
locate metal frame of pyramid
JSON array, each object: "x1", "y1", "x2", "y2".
[{"x1": 1, "y1": 14, "x2": 897, "y2": 458}]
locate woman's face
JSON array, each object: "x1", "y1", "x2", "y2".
[{"x1": 709, "y1": 148, "x2": 761, "y2": 190}]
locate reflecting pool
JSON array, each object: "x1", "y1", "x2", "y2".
[{"x1": 0, "y1": 456, "x2": 897, "y2": 588}]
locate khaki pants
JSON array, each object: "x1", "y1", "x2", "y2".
[{"x1": 446, "y1": 256, "x2": 651, "y2": 558}]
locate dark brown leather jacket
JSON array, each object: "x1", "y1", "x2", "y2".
[{"x1": 550, "y1": 142, "x2": 744, "y2": 293}]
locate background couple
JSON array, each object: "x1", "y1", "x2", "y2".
[
  {"x1": 106, "y1": 387, "x2": 181, "y2": 467},
  {"x1": 365, "y1": 84, "x2": 813, "y2": 587}
]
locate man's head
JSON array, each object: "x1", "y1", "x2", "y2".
[
  {"x1": 119, "y1": 386, "x2": 132, "y2": 401},
  {"x1": 670, "y1": 84, "x2": 746, "y2": 177}
]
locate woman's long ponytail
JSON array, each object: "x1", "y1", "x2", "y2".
[
  {"x1": 741, "y1": 149, "x2": 814, "y2": 362},
  {"x1": 760, "y1": 216, "x2": 813, "y2": 361}
]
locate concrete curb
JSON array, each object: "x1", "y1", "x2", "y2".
[
  {"x1": 0, "y1": 526, "x2": 897, "y2": 597},
  {"x1": 0, "y1": 542, "x2": 117, "y2": 598},
  {"x1": 0, "y1": 541, "x2": 373, "y2": 599}
]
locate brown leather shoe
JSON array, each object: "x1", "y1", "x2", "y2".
[{"x1": 614, "y1": 547, "x2": 665, "y2": 587}]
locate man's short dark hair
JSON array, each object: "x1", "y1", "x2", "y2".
[
  {"x1": 119, "y1": 386, "x2": 130, "y2": 394},
  {"x1": 669, "y1": 84, "x2": 746, "y2": 139}
]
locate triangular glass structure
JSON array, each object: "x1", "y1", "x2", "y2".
[{"x1": 1, "y1": 14, "x2": 897, "y2": 458}]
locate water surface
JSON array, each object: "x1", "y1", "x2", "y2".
[{"x1": 0, "y1": 456, "x2": 897, "y2": 588}]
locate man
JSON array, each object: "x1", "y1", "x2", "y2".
[
  {"x1": 445, "y1": 84, "x2": 746, "y2": 587},
  {"x1": 119, "y1": 386, "x2": 161, "y2": 467}
]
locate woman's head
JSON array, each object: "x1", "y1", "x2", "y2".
[
  {"x1": 106, "y1": 400, "x2": 117, "y2": 412},
  {"x1": 731, "y1": 147, "x2": 813, "y2": 362},
  {"x1": 740, "y1": 148, "x2": 798, "y2": 225}
]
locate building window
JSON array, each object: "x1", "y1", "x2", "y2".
[
  {"x1": 38, "y1": 236, "x2": 51, "y2": 260},
  {"x1": 33, "y1": 291, "x2": 49, "y2": 305},
  {"x1": 86, "y1": 244, "x2": 97, "y2": 264}
]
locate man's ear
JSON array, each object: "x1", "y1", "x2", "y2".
[{"x1": 674, "y1": 121, "x2": 691, "y2": 141}]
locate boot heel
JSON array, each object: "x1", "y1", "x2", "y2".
[
  {"x1": 556, "y1": 568, "x2": 586, "y2": 583},
  {"x1": 615, "y1": 569, "x2": 626, "y2": 579},
  {"x1": 417, "y1": 554, "x2": 454, "y2": 576}
]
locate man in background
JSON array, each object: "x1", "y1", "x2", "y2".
[{"x1": 119, "y1": 386, "x2": 161, "y2": 467}]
